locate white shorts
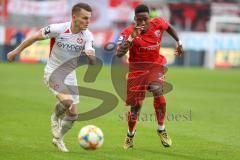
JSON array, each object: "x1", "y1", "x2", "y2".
[{"x1": 44, "y1": 67, "x2": 79, "y2": 104}]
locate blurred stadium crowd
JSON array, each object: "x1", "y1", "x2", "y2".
[{"x1": 0, "y1": 0, "x2": 240, "y2": 68}]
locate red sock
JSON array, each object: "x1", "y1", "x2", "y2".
[
  {"x1": 128, "y1": 105, "x2": 141, "y2": 134},
  {"x1": 127, "y1": 111, "x2": 137, "y2": 133},
  {"x1": 154, "y1": 96, "x2": 166, "y2": 126}
]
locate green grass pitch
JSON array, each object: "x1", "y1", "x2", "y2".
[{"x1": 0, "y1": 63, "x2": 240, "y2": 160}]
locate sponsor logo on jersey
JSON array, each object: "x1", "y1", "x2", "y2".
[
  {"x1": 139, "y1": 44, "x2": 160, "y2": 52},
  {"x1": 57, "y1": 41, "x2": 84, "y2": 52}
]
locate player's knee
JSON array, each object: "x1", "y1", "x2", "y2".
[
  {"x1": 149, "y1": 83, "x2": 163, "y2": 96},
  {"x1": 130, "y1": 105, "x2": 141, "y2": 116},
  {"x1": 55, "y1": 102, "x2": 68, "y2": 116},
  {"x1": 61, "y1": 99, "x2": 73, "y2": 109}
]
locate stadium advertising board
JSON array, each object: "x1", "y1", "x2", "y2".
[
  {"x1": 181, "y1": 32, "x2": 240, "y2": 67},
  {"x1": 160, "y1": 48, "x2": 175, "y2": 65},
  {"x1": 20, "y1": 41, "x2": 49, "y2": 63},
  {"x1": 181, "y1": 32, "x2": 240, "y2": 51},
  {"x1": 215, "y1": 50, "x2": 240, "y2": 68}
]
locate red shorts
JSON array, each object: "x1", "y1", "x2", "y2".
[{"x1": 126, "y1": 62, "x2": 165, "y2": 106}]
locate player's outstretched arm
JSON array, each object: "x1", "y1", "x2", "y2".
[
  {"x1": 166, "y1": 25, "x2": 184, "y2": 57},
  {"x1": 7, "y1": 29, "x2": 45, "y2": 62}
]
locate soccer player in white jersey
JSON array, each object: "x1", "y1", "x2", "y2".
[{"x1": 7, "y1": 3, "x2": 96, "y2": 152}]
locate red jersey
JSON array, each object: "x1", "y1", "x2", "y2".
[{"x1": 119, "y1": 18, "x2": 169, "y2": 64}]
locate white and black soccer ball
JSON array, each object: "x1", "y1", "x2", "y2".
[{"x1": 78, "y1": 125, "x2": 104, "y2": 150}]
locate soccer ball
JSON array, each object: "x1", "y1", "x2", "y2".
[{"x1": 78, "y1": 125, "x2": 104, "y2": 150}]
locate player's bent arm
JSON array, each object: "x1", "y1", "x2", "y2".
[
  {"x1": 116, "y1": 40, "x2": 132, "y2": 58},
  {"x1": 85, "y1": 50, "x2": 97, "y2": 65},
  {"x1": 15, "y1": 29, "x2": 45, "y2": 53},
  {"x1": 116, "y1": 26, "x2": 143, "y2": 58},
  {"x1": 166, "y1": 24, "x2": 180, "y2": 43},
  {"x1": 7, "y1": 29, "x2": 45, "y2": 62},
  {"x1": 84, "y1": 31, "x2": 96, "y2": 65},
  {"x1": 166, "y1": 25, "x2": 184, "y2": 56}
]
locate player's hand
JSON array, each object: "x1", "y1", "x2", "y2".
[
  {"x1": 84, "y1": 50, "x2": 96, "y2": 65},
  {"x1": 131, "y1": 25, "x2": 144, "y2": 38},
  {"x1": 84, "y1": 50, "x2": 95, "y2": 57},
  {"x1": 175, "y1": 41, "x2": 184, "y2": 57},
  {"x1": 7, "y1": 50, "x2": 19, "y2": 62}
]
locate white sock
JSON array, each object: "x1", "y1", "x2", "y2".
[
  {"x1": 51, "y1": 113, "x2": 58, "y2": 121},
  {"x1": 127, "y1": 129, "x2": 136, "y2": 136},
  {"x1": 59, "y1": 120, "x2": 74, "y2": 139},
  {"x1": 158, "y1": 125, "x2": 165, "y2": 131}
]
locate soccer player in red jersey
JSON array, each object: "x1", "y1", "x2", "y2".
[{"x1": 116, "y1": 4, "x2": 184, "y2": 149}]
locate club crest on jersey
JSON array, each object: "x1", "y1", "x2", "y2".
[
  {"x1": 154, "y1": 30, "x2": 161, "y2": 37},
  {"x1": 77, "y1": 38, "x2": 83, "y2": 44}
]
